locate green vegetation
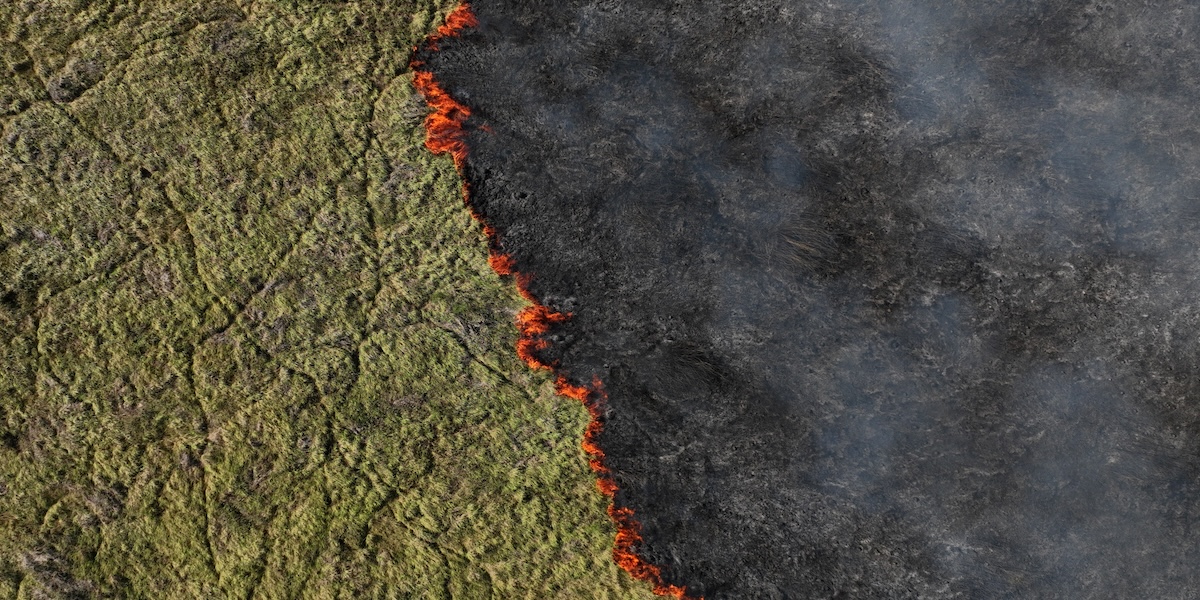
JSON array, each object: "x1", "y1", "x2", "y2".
[{"x1": 0, "y1": 2, "x2": 655, "y2": 598}]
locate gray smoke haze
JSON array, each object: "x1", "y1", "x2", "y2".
[{"x1": 421, "y1": 1, "x2": 1200, "y2": 597}]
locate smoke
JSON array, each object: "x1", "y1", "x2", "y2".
[{"x1": 423, "y1": 0, "x2": 1200, "y2": 597}]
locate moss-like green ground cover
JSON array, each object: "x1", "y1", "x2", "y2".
[{"x1": 0, "y1": 2, "x2": 656, "y2": 598}]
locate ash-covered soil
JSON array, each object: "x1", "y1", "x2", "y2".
[{"x1": 422, "y1": 1, "x2": 1200, "y2": 597}]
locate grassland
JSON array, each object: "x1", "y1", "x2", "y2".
[{"x1": 0, "y1": 2, "x2": 656, "y2": 598}]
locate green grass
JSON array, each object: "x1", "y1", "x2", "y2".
[{"x1": 0, "y1": 2, "x2": 656, "y2": 598}]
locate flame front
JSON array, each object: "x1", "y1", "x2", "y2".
[{"x1": 410, "y1": 5, "x2": 698, "y2": 598}]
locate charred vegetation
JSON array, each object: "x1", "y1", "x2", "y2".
[{"x1": 421, "y1": 1, "x2": 1200, "y2": 597}]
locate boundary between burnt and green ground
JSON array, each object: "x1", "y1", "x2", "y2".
[{"x1": 409, "y1": 6, "x2": 697, "y2": 598}]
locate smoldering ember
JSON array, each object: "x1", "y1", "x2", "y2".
[{"x1": 416, "y1": 1, "x2": 1200, "y2": 598}]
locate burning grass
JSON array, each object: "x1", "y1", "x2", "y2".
[{"x1": 410, "y1": 5, "x2": 698, "y2": 598}]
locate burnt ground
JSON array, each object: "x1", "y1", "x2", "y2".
[{"x1": 420, "y1": 1, "x2": 1200, "y2": 598}]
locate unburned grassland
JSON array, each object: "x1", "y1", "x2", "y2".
[{"x1": 0, "y1": 2, "x2": 656, "y2": 598}]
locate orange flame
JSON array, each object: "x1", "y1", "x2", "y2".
[{"x1": 410, "y1": 6, "x2": 698, "y2": 598}]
